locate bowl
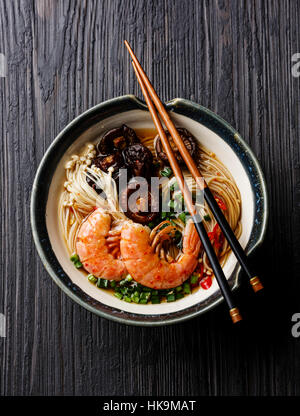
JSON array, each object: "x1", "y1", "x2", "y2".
[{"x1": 31, "y1": 95, "x2": 268, "y2": 326}]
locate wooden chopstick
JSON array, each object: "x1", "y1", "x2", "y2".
[
  {"x1": 124, "y1": 40, "x2": 263, "y2": 294},
  {"x1": 130, "y1": 59, "x2": 242, "y2": 324}
]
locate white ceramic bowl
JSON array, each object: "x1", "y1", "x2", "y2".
[{"x1": 31, "y1": 96, "x2": 268, "y2": 326}]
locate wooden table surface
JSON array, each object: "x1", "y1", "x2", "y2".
[{"x1": 1, "y1": 0, "x2": 300, "y2": 396}]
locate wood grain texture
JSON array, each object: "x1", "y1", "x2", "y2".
[{"x1": 0, "y1": 0, "x2": 300, "y2": 396}]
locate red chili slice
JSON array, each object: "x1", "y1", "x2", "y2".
[
  {"x1": 208, "y1": 224, "x2": 224, "y2": 252},
  {"x1": 213, "y1": 224, "x2": 222, "y2": 250},
  {"x1": 200, "y1": 275, "x2": 212, "y2": 290},
  {"x1": 215, "y1": 196, "x2": 227, "y2": 211}
]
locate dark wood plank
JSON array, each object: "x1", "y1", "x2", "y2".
[{"x1": 0, "y1": 0, "x2": 299, "y2": 396}]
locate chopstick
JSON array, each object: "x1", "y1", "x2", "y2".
[
  {"x1": 124, "y1": 40, "x2": 263, "y2": 294},
  {"x1": 129, "y1": 61, "x2": 242, "y2": 324}
]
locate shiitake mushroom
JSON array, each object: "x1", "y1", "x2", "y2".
[
  {"x1": 87, "y1": 126, "x2": 158, "y2": 202},
  {"x1": 91, "y1": 152, "x2": 126, "y2": 186},
  {"x1": 88, "y1": 124, "x2": 139, "y2": 188},
  {"x1": 155, "y1": 127, "x2": 197, "y2": 165},
  {"x1": 120, "y1": 180, "x2": 159, "y2": 224},
  {"x1": 123, "y1": 144, "x2": 153, "y2": 178},
  {"x1": 122, "y1": 124, "x2": 140, "y2": 145},
  {"x1": 97, "y1": 124, "x2": 140, "y2": 155},
  {"x1": 92, "y1": 151, "x2": 124, "y2": 173}
]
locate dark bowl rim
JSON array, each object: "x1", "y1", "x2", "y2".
[{"x1": 30, "y1": 95, "x2": 268, "y2": 326}]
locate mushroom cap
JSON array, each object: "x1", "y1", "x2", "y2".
[{"x1": 155, "y1": 127, "x2": 197, "y2": 165}]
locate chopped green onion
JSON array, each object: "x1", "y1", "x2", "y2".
[
  {"x1": 174, "y1": 192, "x2": 184, "y2": 202},
  {"x1": 140, "y1": 292, "x2": 151, "y2": 300},
  {"x1": 109, "y1": 272, "x2": 196, "y2": 304},
  {"x1": 178, "y1": 212, "x2": 186, "y2": 224},
  {"x1": 102, "y1": 279, "x2": 109, "y2": 289},
  {"x1": 190, "y1": 274, "x2": 199, "y2": 284},
  {"x1": 175, "y1": 292, "x2": 184, "y2": 300},
  {"x1": 183, "y1": 282, "x2": 191, "y2": 294},
  {"x1": 167, "y1": 294, "x2": 176, "y2": 302},
  {"x1": 168, "y1": 200, "x2": 175, "y2": 210},
  {"x1": 88, "y1": 274, "x2": 98, "y2": 284},
  {"x1": 74, "y1": 261, "x2": 83, "y2": 269},
  {"x1": 160, "y1": 167, "x2": 173, "y2": 177},
  {"x1": 70, "y1": 253, "x2": 79, "y2": 263},
  {"x1": 161, "y1": 211, "x2": 176, "y2": 220},
  {"x1": 132, "y1": 296, "x2": 140, "y2": 304},
  {"x1": 204, "y1": 214, "x2": 211, "y2": 221},
  {"x1": 125, "y1": 274, "x2": 133, "y2": 282},
  {"x1": 114, "y1": 292, "x2": 123, "y2": 300},
  {"x1": 96, "y1": 279, "x2": 102, "y2": 288},
  {"x1": 169, "y1": 181, "x2": 179, "y2": 191}
]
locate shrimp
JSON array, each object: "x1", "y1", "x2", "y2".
[
  {"x1": 120, "y1": 219, "x2": 201, "y2": 289},
  {"x1": 76, "y1": 209, "x2": 127, "y2": 280}
]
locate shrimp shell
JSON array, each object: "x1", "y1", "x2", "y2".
[
  {"x1": 120, "y1": 220, "x2": 201, "y2": 289},
  {"x1": 76, "y1": 209, "x2": 127, "y2": 280}
]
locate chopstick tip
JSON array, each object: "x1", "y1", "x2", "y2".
[
  {"x1": 124, "y1": 39, "x2": 131, "y2": 50},
  {"x1": 250, "y1": 276, "x2": 264, "y2": 293},
  {"x1": 230, "y1": 307, "x2": 242, "y2": 324},
  {"x1": 124, "y1": 40, "x2": 135, "y2": 59}
]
